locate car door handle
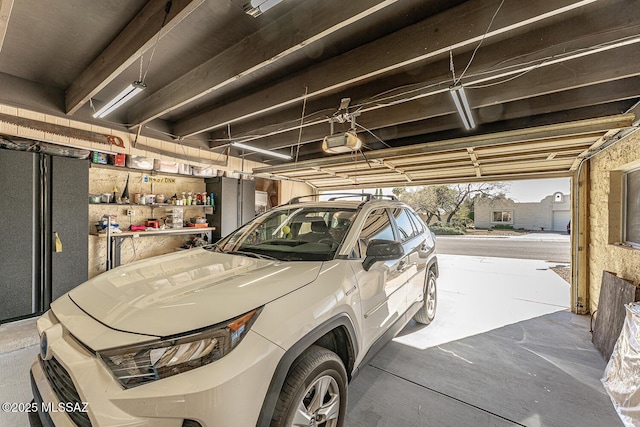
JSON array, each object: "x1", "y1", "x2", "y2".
[{"x1": 397, "y1": 260, "x2": 407, "y2": 272}]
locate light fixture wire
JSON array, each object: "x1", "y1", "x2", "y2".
[
  {"x1": 142, "y1": 1, "x2": 173, "y2": 83},
  {"x1": 91, "y1": 1, "x2": 172, "y2": 118},
  {"x1": 454, "y1": 0, "x2": 505, "y2": 85},
  {"x1": 294, "y1": 87, "x2": 309, "y2": 163}
]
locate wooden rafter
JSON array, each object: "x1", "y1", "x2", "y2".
[
  {"x1": 175, "y1": 0, "x2": 600, "y2": 138},
  {"x1": 0, "y1": 0, "x2": 14, "y2": 52},
  {"x1": 127, "y1": 0, "x2": 401, "y2": 128},
  {"x1": 66, "y1": 0, "x2": 205, "y2": 115}
]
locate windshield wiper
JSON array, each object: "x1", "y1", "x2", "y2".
[{"x1": 225, "y1": 250, "x2": 278, "y2": 261}]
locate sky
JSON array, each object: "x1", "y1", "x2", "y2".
[
  {"x1": 504, "y1": 178, "x2": 570, "y2": 202},
  {"x1": 319, "y1": 177, "x2": 572, "y2": 202}
]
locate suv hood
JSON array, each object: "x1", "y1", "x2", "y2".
[{"x1": 68, "y1": 248, "x2": 321, "y2": 337}]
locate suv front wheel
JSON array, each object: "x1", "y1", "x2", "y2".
[
  {"x1": 413, "y1": 269, "x2": 437, "y2": 325},
  {"x1": 271, "y1": 345, "x2": 347, "y2": 427}
]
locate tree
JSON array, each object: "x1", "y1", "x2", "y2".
[
  {"x1": 394, "y1": 182, "x2": 508, "y2": 225},
  {"x1": 444, "y1": 183, "x2": 508, "y2": 223},
  {"x1": 393, "y1": 186, "x2": 455, "y2": 224}
]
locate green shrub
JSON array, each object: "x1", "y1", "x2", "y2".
[
  {"x1": 429, "y1": 224, "x2": 465, "y2": 235},
  {"x1": 449, "y1": 218, "x2": 472, "y2": 229},
  {"x1": 492, "y1": 224, "x2": 514, "y2": 230}
]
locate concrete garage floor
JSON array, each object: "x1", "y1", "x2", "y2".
[
  {"x1": 0, "y1": 255, "x2": 621, "y2": 427},
  {"x1": 346, "y1": 254, "x2": 621, "y2": 427},
  {"x1": 0, "y1": 319, "x2": 38, "y2": 427}
]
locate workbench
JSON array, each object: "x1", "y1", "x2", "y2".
[{"x1": 92, "y1": 227, "x2": 216, "y2": 270}]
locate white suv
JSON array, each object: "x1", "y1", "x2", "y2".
[{"x1": 30, "y1": 194, "x2": 438, "y2": 427}]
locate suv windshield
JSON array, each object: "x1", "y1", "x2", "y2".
[{"x1": 212, "y1": 206, "x2": 357, "y2": 261}]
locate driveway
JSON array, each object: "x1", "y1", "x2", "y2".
[
  {"x1": 435, "y1": 233, "x2": 571, "y2": 263},
  {"x1": 346, "y1": 254, "x2": 621, "y2": 427}
]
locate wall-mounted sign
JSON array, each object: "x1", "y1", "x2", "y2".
[{"x1": 143, "y1": 175, "x2": 176, "y2": 184}]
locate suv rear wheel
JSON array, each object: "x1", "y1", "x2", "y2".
[
  {"x1": 413, "y1": 269, "x2": 437, "y2": 325},
  {"x1": 271, "y1": 345, "x2": 347, "y2": 427}
]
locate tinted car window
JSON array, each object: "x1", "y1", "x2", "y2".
[
  {"x1": 392, "y1": 208, "x2": 417, "y2": 242},
  {"x1": 352, "y1": 208, "x2": 395, "y2": 258},
  {"x1": 407, "y1": 209, "x2": 425, "y2": 233}
]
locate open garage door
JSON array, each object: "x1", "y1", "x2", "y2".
[{"x1": 253, "y1": 115, "x2": 633, "y2": 190}]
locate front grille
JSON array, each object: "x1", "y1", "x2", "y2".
[{"x1": 39, "y1": 357, "x2": 92, "y2": 427}]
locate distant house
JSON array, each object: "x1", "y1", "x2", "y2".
[{"x1": 474, "y1": 192, "x2": 570, "y2": 232}]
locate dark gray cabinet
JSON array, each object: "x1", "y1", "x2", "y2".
[
  {"x1": 0, "y1": 150, "x2": 40, "y2": 320},
  {"x1": 49, "y1": 156, "x2": 88, "y2": 302},
  {"x1": 205, "y1": 177, "x2": 255, "y2": 240},
  {"x1": 0, "y1": 149, "x2": 88, "y2": 322}
]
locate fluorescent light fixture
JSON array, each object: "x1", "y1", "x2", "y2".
[
  {"x1": 449, "y1": 84, "x2": 475, "y2": 130},
  {"x1": 232, "y1": 142, "x2": 292, "y2": 160},
  {"x1": 322, "y1": 131, "x2": 362, "y2": 154},
  {"x1": 93, "y1": 81, "x2": 146, "y2": 119},
  {"x1": 244, "y1": 0, "x2": 283, "y2": 17}
]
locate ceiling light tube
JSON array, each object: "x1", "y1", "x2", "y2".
[
  {"x1": 93, "y1": 81, "x2": 146, "y2": 119},
  {"x1": 449, "y1": 84, "x2": 475, "y2": 130},
  {"x1": 244, "y1": 0, "x2": 283, "y2": 17},
  {"x1": 231, "y1": 142, "x2": 292, "y2": 160}
]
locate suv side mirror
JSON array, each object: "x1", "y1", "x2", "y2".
[{"x1": 363, "y1": 239, "x2": 404, "y2": 271}]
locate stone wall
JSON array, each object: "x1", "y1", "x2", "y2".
[{"x1": 588, "y1": 129, "x2": 640, "y2": 313}]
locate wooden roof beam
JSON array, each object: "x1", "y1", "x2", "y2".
[
  {"x1": 65, "y1": 0, "x2": 205, "y2": 115},
  {"x1": 220, "y1": 54, "x2": 640, "y2": 152},
  {"x1": 176, "y1": 0, "x2": 600, "y2": 137},
  {"x1": 0, "y1": 0, "x2": 14, "y2": 52},
  {"x1": 208, "y1": 4, "x2": 640, "y2": 147},
  {"x1": 127, "y1": 0, "x2": 402, "y2": 128}
]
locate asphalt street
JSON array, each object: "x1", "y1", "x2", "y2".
[{"x1": 434, "y1": 233, "x2": 571, "y2": 263}]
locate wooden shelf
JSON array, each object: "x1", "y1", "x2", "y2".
[{"x1": 90, "y1": 203, "x2": 213, "y2": 208}]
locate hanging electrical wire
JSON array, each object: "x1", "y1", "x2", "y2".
[
  {"x1": 454, "y1": 0, "x2": 505, "y2": 85},
  {"x1": 142, "y1": 1, "x2": 173, "y2": 83},
  {"x1": 294, "y1": 87, "x2": 309, "y2": 163},
  {"x1": 131, "y1": 27, "x2": 640, "y2": 152},
  {"x1": 355, "y1": 123, "x2": 391, "y2": 149}
]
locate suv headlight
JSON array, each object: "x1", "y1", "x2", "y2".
[{"x1": 98, "y1": 309, "x2": 261, "y2": 389}]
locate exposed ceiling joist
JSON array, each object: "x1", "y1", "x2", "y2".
[
  {"x1": 212, "y1": 46, "x2": 640, "y2": 152},
  {"x1": 0, "y1": 0, "x2": 13, "y2": 52},
  {"x1": 127, "y1": 0, "x2": 401, "y2": 127},
  {"x1": 175, "y1": 0, "x2": 599, "y2": 138},
  {"x1": 211, "y1": 10, "x2": 640, "y2": 148},
  {"x1": 66, "y1": 0, "x2": 205, "y2": 115}
]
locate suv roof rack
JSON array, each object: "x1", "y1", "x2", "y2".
[{"x1": 286, "y1": 192, "x2": 398, "y2": 204}]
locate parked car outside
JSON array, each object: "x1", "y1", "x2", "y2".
[{"x1": 30, "y1": 194, "x2": 438, "y2": 427}]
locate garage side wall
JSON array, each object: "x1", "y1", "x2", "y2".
[{"x1": 589, "y1": 130, "x2": 640, "y2": 314}]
